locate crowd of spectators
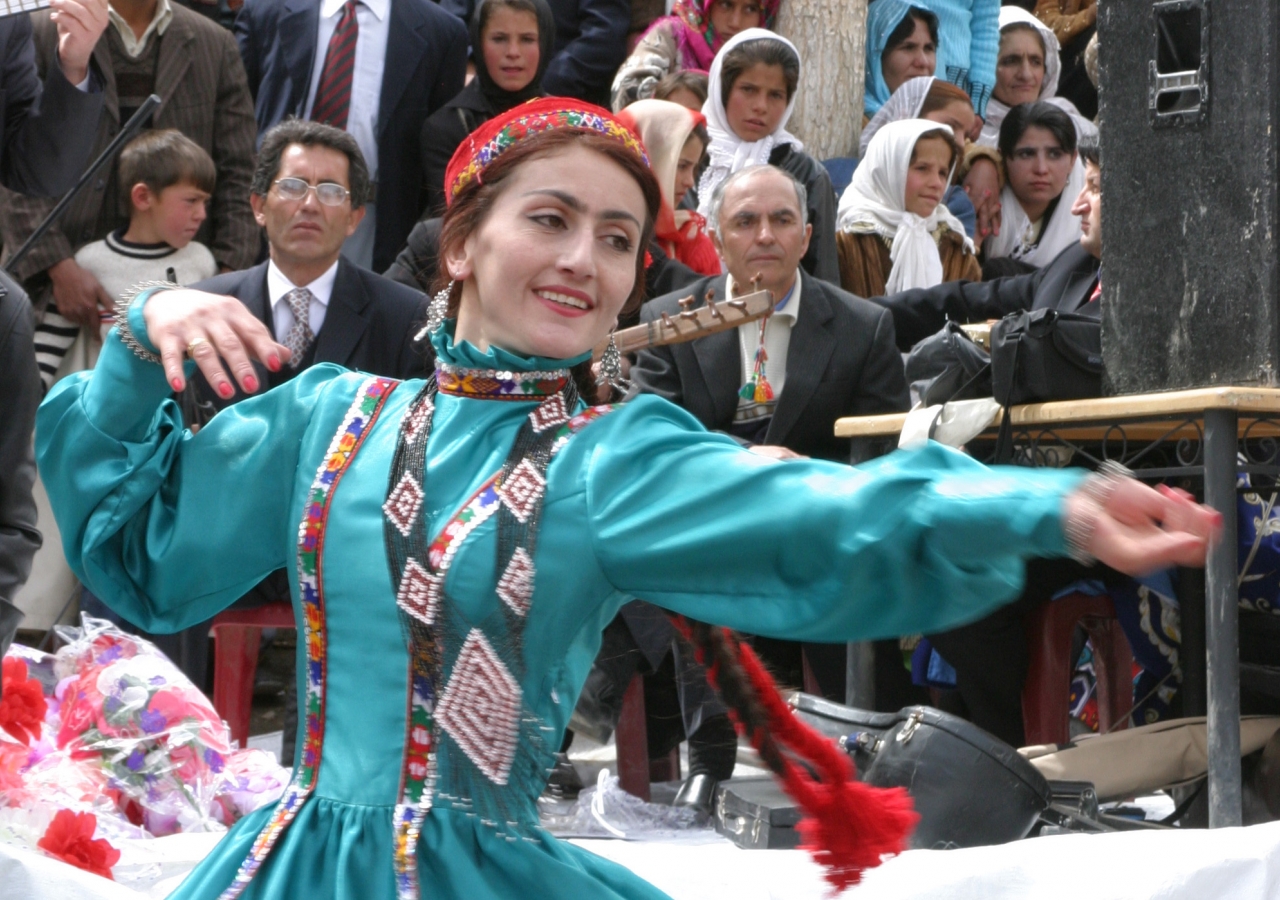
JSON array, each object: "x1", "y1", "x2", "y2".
[{"x1": 4, "y1": 0, "x2": 1122, "y2": 797}]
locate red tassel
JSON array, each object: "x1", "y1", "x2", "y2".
[{"x1": 670, "y1": 617, "x2": 918, "y2": 892}]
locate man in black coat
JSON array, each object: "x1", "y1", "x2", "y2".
[
  {"x1": 0, "y1": 0, "x2": 109, "y2": 675},
  {"x1": 573, "y1": 165, "x2": 908, "y2": 809},
  {"x1": 0, "y1": 0, "x2": 107, "y2": 197},
  {"x1": 235, "y1": 0, "x2": 467, "y2": 272}
]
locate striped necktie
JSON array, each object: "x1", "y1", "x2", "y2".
[{"x1": 311, "y1": 0, "x2": 359, "y2": 130}]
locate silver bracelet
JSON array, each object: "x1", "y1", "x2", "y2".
[
  {"x1": 114, "y1": 281, "x2": 180, "y2": 365},
  {"x1": 1065, "y1": 460, "x2": 1135, "y2": 564}
]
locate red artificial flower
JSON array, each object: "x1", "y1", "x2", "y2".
[
  {"x1": 0, "y1": 658, "x2": 47, "y2": 745},
  {"x1": 37, "y1": 810, "x2": 121, "y2": 880}
]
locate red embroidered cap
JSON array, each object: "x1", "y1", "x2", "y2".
[{"x1": 443, "y1": 97, "x2": 649, "y2": 205}]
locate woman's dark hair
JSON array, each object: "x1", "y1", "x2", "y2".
[
  {"x1": 918, "y1": 79, "x2": 970, "y2": 117},
  {"x1": 910, "y1": 126, "x2": 959, "y2": 170},
  {"x1": 475, "y1": 0, "x2": 542, "y2": 34},
  {"x1": 689, "y1": 121, "x2": 711, "y2": 156},
  {"x1": 719, "y1": 38, "x2": 801, "y2": 107},
  {"x1": 997, "y1": 101, "x2": 1077, "y2": 162},
  {"x1": 883, "y1": 6, "x2": 939, "y2": 58},
  {"x1": 654, "y1": 69, "x2": 709, "y2": 106},
  {"x1": 434, "y1": 129, "x2": 661, "y2": 394},
  {"x1": 252, "y1": 118, "x2": 371, "y2": 208}
]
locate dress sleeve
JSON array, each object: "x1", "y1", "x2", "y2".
[
  {"x1": 584, "y1": 396, "x2": 1084, "y2": 643},
  {"x1": 35, "y1": 331, "x2": 346, "y2": 633}
]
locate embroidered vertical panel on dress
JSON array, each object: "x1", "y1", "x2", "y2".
[{"x1": 217, "y1": 376, "x2": 397, "y2": 900}]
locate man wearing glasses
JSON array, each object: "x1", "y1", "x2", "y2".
[{"x1": 168, "y1": 121, "x2": 428, "y2": 750}]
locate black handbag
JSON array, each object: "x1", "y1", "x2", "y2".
[
  {"x1": 989, "y1": 308, "x2": 1102, "y2": 461},
  {"x1": 790, "y1": 695, "x2": 1052, "y2": 850},
  {"x1": 905, "y1": 321, "x2": 992, "y2": 407}
]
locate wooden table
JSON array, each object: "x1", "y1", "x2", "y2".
[{"x1": 834, "y1": 387, "x2": 1280, "y2": 829}]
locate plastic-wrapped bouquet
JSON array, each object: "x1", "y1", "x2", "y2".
[{"x1": 0, "y1": 617, "x2": 290, "y2": 880}]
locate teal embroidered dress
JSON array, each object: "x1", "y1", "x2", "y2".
[{"x1": 37, "y1": 314, "x2": 1083, "y2": 900}]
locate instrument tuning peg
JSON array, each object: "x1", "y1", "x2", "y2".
[{"x1": 678, "y1": 294, "x2": 698, "y2": 319}]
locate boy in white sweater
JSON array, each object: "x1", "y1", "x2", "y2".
[{"x1": 33, "y1": 130, "x2": 221, "y2": 388}]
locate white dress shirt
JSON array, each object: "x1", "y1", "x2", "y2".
[
  {"x1": 732, "y1": 272, "x2": 802, "y2": 422},
  {"x1": 267, "y1": 259, "x2": 339, "y2": 344},
  {"x1": 304, "y1": 0, "x2": 390, "y2": 180}
]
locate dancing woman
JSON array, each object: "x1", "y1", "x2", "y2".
[{"x1": 37, "y1": 99, "x2": 1216, "y2": 900}]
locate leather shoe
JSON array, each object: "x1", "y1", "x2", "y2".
[{"x1": 672, "y1": 772, "x2": 718, "y2": 819}]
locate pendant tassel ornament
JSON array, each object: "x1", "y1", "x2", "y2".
[
  {"x1": 596, "y1": 331, "x2": 631, "y2": 395},
  {"x1": 415, "y1": 282, "x2": 455, "y2": 342}
]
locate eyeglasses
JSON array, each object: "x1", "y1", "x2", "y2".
[{"x1": 272, "y1": 177, "x2": 351, "y2": 206}]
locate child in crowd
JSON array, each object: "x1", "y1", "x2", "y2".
[
  {"x1": 32, "y1": 129, "x2": 218, "y2": 389},
  {"x1": 835, "y1": 118, "x2": 979, "y2": 298}
]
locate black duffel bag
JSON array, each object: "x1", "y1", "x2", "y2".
[
  {"x1": 989, "y1": 307, "x2": 1102, "y2": 407},
  {"x1": 790, "y1": 695, "x2": 1051, "y2": 850}
]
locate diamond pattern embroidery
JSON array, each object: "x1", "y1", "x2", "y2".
[
  {"x1": 436, "y1": 630, "x2": 522, "y2": 785},
  {"x1": 402, "y1": 397, "x2": 434, "y2": 445},
  {"x1": 383, "y1": 473, "x2": 424, "y2": 537},
  {"x1": 528, "y1": 393, "x2": 570, "y2": 432},
  {"x1": 395, "y1": 558, "x2": 441, "y2": 625},
  {"x1": 500, "y1": 459, "x2": 545, "y2": 523},
  {"x1": 495, "y1": 548, "x2": 535, "y2": 617}
]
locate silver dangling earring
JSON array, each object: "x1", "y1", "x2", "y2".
[
  {"x1": 415, "y1": 281, "x2": 454, "y2": 341},
  {"x1": 596, "y1": 330, "x2": 631, "y2": 395}
]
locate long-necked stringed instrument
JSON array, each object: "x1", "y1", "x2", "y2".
[{"x1": 594, "y1": 286, "x2": 774, "y2": 359}]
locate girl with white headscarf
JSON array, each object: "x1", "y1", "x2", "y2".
[
  {"x1": 835, "y1": 119, "x2": 980, "y2": 299},
  {"x1": 698, "y1": 28, "x2": 839, "y2": 284},
  {"x1": 979, "y1": 5, "x2": 1097, "y2": 147}
]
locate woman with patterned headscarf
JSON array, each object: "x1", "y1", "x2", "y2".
[{"x1": 610, "y1": 0, "x2": 780, "y2": 111}]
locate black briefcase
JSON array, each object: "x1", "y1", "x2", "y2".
[
  {"x1": 790, "y1": 695, "x2": 1052, "y2": 850},
  {"x1": 712, "y1": 777, "x2": 801, "y2": 849}
]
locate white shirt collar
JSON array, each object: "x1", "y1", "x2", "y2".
[
  {"x1": 267, "y1": 258, "x2": 340, "y2": 309},
  {"x1": 725, "y1": 271, "x2": 803, "y2": 323},
  {"x1": 319, "y1": 0, "x2": 388, "y2": 21},
  {"x1": 107, "y1": 0, "x2": 173, "y2": 58}
]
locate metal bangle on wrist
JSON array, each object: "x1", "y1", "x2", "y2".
[
  {"x1": 1065, "y1": 460, "x2": 1135, "y2": 564},
  {"x1": 114, "y1": 280, "x2": 180, "y2": 365}
]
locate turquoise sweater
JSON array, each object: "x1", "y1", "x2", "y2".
[{"x1": 865, "y1": 0, "x2": 1000, "y2": 119}]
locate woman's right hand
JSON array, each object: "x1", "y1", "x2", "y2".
[
  {"x1": 962, "y1": 158, "x2": 1003, "y2": 240},
  {"x1": 141, "y1": 289, "x2": 291, "y2": 397}
]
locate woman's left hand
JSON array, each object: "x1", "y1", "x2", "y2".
[{"x1": 1065, "y1": 478, "x2": 1222, "y2": 575}]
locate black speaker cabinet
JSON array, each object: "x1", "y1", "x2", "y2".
[{"x1": 1099, "y1": 0, "x2": 1280, "y2": 393}]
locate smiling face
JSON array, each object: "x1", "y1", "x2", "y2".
[
  {"x1": 881, "y1": 15, "x2": 937, "y2": 93},
  {"x1": 1071, "y1": 160, "x2": 1101, "y2": 259},
  {"x1": 1006, "y1": 125, "x2": 1074, "y2": 217},
  {"x1": 251, "y1": 143, "x2": 364, "y2": 274},
  {"x1": 707, "y1": 0, "x2": 763, "y2": 44},
  {"x1": 711, "y1": 167, "x2": 811, "y2": 299},
  {"x1": 903, "y1": 135, "x2": 952, "y2": 219},
  {"x1": 724, "y1": 62, "x2": 789, "y2": 142},
  {"x1": 445, "y1": 144, "x2": 648, "y2": 359},
  {"x1": 481, "y1": 6, "x2": 541, "y2": 94},
  {"x1": 995, "y1": 26, "x2": 1046, "y2": 107}
]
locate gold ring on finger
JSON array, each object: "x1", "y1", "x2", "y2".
[{"x1": 186, "y1": 337, "x2": 212, "y2": 357}]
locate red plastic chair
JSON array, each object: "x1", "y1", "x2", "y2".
[
  {"x1": 210, "y1": 602, "x2": 295, "y2": 749},
  {"x1": 1023, "y1": 591, "x2": 1134, "y2": 746}
]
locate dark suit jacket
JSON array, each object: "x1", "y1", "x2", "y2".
[
  {"x1": 0, "y1": 272, "x2": 41, "y2": 611},
  {"x1": 440, "y1": 0, "x2": 627, "y2": 106},
  {"x1": 873, "y1": 242, "x2": 1102, "y2": 351},
  {"x1": 236, "y1": 0, "x2": 468, "y2": 272},
  {"x1": 0, "y1": 16, "x2": 103, "y2": 197},
  {"x1": 0, "y1": 6, "x2": 258, "y2": 282},
  {"x1": 632, "y1": 271, "x2": 911, "y2": 462},
  {"x1": 191, "y1": 258, "x2": 430, "y2": 410}
]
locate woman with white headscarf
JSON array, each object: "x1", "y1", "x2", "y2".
[
  {"x1": 698, "y1": 28, "x2": 839, "y2": 284},
  {"x1": 979, "y1": 5, "x2": 1097, "y2": 147},
  {"x1": 835, "y1": 119, "x2": 980, "y2": 299}
]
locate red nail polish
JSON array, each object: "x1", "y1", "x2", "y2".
[
  {"x1": 171, "y1": 378, "x2": 184, "y2": 391},
  {"x1": 1211, "y1": 511, "x2": 1224, "y2": 526},
  {"x1": 244, "y1": 376, "x2": 259, "y2": 393},
  {"x1": 267, "y1": 355, "x2": 281, "y2": 372},
  {"x1": 218, "y1": 383, "x2": 234, "y2": 398}
]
